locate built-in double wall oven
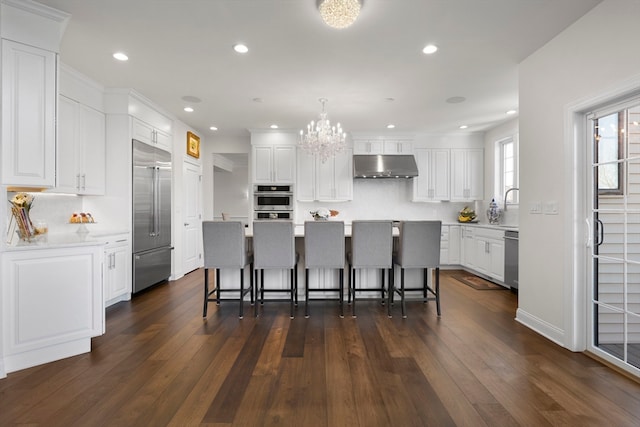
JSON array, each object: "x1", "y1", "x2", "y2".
[{"x1": 253, "y1": 184, "x2": 294, "y2": 220}]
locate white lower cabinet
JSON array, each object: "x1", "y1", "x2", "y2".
[
  {"x1": 461, "y1": 226, "x2": 505, "y2": 282},
  {"x1": 1, "y1": 245, "x2": 104, "y2": 374},
  {"x1": 103, "y1": 236, "x2": 131, "y2": 307}
]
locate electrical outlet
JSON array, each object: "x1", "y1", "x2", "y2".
[
  {"x1": 529, "y1": 201, "x2": 542, "y2": 214},
  {"x1": 543, "y1": 201, "x2": 559, "y2": 215}
]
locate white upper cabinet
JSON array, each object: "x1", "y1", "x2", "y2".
[
  {"x1": 451, "y1": 148, "x2": 483, "y2": 201},
  {"x1": 57, "y1": 95, "x2": 105, "y2": 195},
  {"x1": 132, "y1": 117, "x2": 172, "y2": 152},
  {"x1": 1, "y1": 40, "x2": 57, "y2": 187},
  {"x1": 252, "y1": 144, "x2": 295, "y2": 184},
  {"x1": 353, "y1": 139, "x2": 413, "y2": 155},
  {"x1": 0, "y1": 0, "x2": 70, "y2": 188},
  {"x1": 412, "y1": 148, "x2": 450, "y2": 201},
  {"x1": 296, "y1": 149, "x2": 353, "y2": 202}
]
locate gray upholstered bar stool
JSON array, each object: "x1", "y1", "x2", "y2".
[
  {"x1": 390, "y1": 220, "x2": 442, "y2": 318},
  {"x1": 347, "y1": 220, "x2": 393, "y2": 318},
  {"x1": 202, "y1": 221, "x2": 253, "y2": 319},
  {"x1": 252, "y1": 220, "x2": 299, "y2": 318},
  {"x1": 304, "y1": 220, "x2": 346, "y2": 318}
]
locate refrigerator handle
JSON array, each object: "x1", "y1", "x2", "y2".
[
  {"x1": 154, "y1": 166, "x2": 160, "y2": 237},
  {"x1": 150, "y1": 166, "x2": 158, "y2": 237}
]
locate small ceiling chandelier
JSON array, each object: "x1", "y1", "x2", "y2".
[
  {"x1": 299, "y1": 98, "x2": 347, "y2": 163},
  {"x1": 318, "y1": 0, "x2": 361, "y2": 29}
]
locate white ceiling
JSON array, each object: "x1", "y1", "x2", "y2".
[{"x1": 38, "y1": 0, "x2": 601, "y2": 140}]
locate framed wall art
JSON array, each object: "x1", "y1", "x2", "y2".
[{"x1": 187, "y1": 131, "x2": 200, "y2": 158}]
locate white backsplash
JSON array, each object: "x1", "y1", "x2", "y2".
[
  {"x1": 11, "y1": 193, "x2": 83, "y2": 235},
  {"x1": 295, "y1": 179, "x2": 470, "y2": 224}
]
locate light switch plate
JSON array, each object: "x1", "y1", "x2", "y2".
[
  {"x1": 543, "y1": 201, "x2": 559, "y2": 215},
  {"x1": 529, "y1": 201, "x2": 542, "y2": 214}
]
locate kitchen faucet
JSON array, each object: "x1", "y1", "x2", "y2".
[{"x1": 503, "y1": 187, "x2": 519, "y2": 210}]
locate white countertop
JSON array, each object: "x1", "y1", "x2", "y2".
[{"x1": 5, "y1": 229, "x2": 129, "y2": 251}]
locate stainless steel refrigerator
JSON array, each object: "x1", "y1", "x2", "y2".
[{"x1": 132, "y1": 139, "x2": 173, "y2": 293}]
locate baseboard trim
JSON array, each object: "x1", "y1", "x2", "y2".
[{"x1": 516, "y1": 308, "x2": 565, "y2": 348}]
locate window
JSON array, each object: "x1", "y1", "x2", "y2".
[
  {"x1": 594, "y1": 111, "x2": 624, "y2": 195},
  {"x1": 496, "y1": 136, "x2": 518, "y2": 204}
]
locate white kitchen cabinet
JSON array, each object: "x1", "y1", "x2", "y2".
[
  {"x1": 440, "y1": 225, "x2": 450, "y2": 265},
  {"x1": 1, "y1": 39, "x2": 57, "y2": 187},
  {"x1": 451, "y1": 148, "x2": 483, "y2": 201},
  {"x1": 353, "y1": 140, "x2": 383, "y2": 154},
  {"x1": 57, "y1": 95, "x2": 106, "y2": 195},
  {"x1": 353, "y1": 139, "x2": 412, "y2": 155},
  {"x1": 253, "y1": 144, "x2": 295, "y2": 184},
  {"x1": 412, "y1": 148, "x2": 450, "y2": 201},
  {"x1": 103, "y1": 236, "x2": 131, "y2": 307},
  {"x1": 383, "y1": 140, "x2": 413, "y2": 154},
  {"x1": 461, "y1": 226, "x2": 505, "y2": 282},
  {"x1": 448, "y1": 225, "x2": 461, "y2": 265},
  {"x1": 296, "y1": 148, "x2": 353, "y2": 202},
  {"x1": 1, "y1": 245, "x2": 104, "y2": 374},
  {"x1": 132, "y1": 117, "x2": 172, "y2": 152}
]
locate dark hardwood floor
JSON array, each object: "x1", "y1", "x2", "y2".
[{"x1": 2, "y1": 269, "x2": 640, "y2": 426}]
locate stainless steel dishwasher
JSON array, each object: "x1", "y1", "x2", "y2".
[{"x1": 504, "y1": 230, "x2": 519, "y2": 291}]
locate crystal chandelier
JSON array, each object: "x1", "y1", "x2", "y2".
[
  {"x1": 318, "y1": 0, "x2": 361, "y2": 29},
  {"x1": 299, "y1": 98, "x2": 347, "y2": 163}
]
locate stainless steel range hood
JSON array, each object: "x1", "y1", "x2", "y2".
[{"x1": 353, "y1": 154, "x2": 419, "y2": 179}]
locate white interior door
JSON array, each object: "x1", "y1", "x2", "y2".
[
  {"x1": 588, "y1": 97, "x2": 640, "y2": 375},
  {"x1": 183, "y1": 161, "x2": 202, "y2": 274}
]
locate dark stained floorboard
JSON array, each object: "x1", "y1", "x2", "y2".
[{"x1": 1, "y1": 269, "x2": 640, "y2": 426}]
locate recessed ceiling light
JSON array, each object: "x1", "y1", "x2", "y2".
[
  {"x1": 181, "y1": 95, "x2": 202, "y2": 103},
  {"x1": 446, "y1": 96, "x2": 466, "y2": 104},
  {"x1": 422, "y1": 44, "x2": 438, "y2": 54},
  {"x1": 459, "y1": 125, "x2": 468, "y2": 129},
  {"x1": 387, "y1": 124, "x2": 395, "y2": 129},
  {"x1": 233, "y1": 44, "x2": 249, "y2": 54},
  {"x1": 209, "y1": 126, "x2": 218, "y2": 131},
  {"x1": 270, "y1": 124, "x2": 278, "y2": 129},
  {"x1": 113, "y1": 52, "x2": 128, "y2": 61},
  {"x1": 506, "y1": 109, "x2": 517, "y2": 115},
  {"x1": 184, "y1": 107, "x2": 194, "y2": 112}
]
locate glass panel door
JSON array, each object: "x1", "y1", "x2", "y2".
[{"x1": 590, "y1": 102, "x2": 640, "y2": 373}]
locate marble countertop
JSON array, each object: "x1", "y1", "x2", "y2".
[{"x1": 5, "y1": 229, "x2": 130, "y2": 251}]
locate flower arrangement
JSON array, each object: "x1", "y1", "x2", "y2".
[
  {"x1": 8, "y1": 192, "x2": 36, "y2": 240},
  {"x1": 310, "y1": 207, "x2": 339, "y2": 220}
]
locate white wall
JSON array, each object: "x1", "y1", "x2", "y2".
[{"x1": 517, "y1": 0, "x2": 640, "y2": 348}]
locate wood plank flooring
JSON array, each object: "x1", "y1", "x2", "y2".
[{"x1": 2, "y1": 269, "x2": 640, "y2": 426}]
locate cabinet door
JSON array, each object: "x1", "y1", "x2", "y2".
[
  {"x1": 451, "y1": 148, "x2": 483, "y2": 201},
  {"x1": 383, "y1": 140, "x2": 413, "y2": 154},
  {"x1": 353, "y1": 140, "x2": 383, "y2": 154},
  {"x1": 296, "y1": 150, "x2": 316, "y2": 201},
  {"x1": 56, "y1": 95, "x2": 81, "y2": 193},
  {"x1": 154, "y1": 128, "x2": 172, "y2": 152},
  {"x1": 432, "y1": 149, "x2": 450, "y2": 200},
  {"x1": 2, "y1": 40, "x2": 56, "y2": 187},
  {"x1": 448, "y1": 225, "x2": 461, "y2": 265},
  {"x1": 333, "y1": 148, "x2": 353, "y2": 201},
  {"x1": 105, "y1": 243, "x2": 130, "y2": 305},
  {"x1": 461, "y1": 227, "x2": 475, "y2": 268},
  {"x1": 316, "y1": 157, "x2": 335, "y2": 201},
  {"x1": 489, "y1": 239, "x2": 505, "y2": 281},
  {"x1": 413, "y1": 148, "x2": 449, "y2": 201},
  {"x1": 131, "y1": 118, "x2": 154, "y2": 145},
  {"x1": 273, "y1": 145, "x2": 295, "y2": 183},
  {"x1": 253, "y1": 145, "x2": 274, "y2": 183},
  {"x1": 79, "y1": 104, "x2": 106, "y2": 195}
]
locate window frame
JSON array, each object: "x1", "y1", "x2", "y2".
[{"x1": 495, "y1": 135, "x2": 519, "y2": 205}]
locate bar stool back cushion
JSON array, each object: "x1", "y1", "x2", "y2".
[
  {"x1": 350, "y1": 220, "x2": 393, "y2": 268},
  {"x1": 253, "y1": 221, "x2": 296, "y2": 269},
  {"x1": 304, "y1": 221, "x2": 345, "y2": 268},
  {"x1": 396, "y1": 221, "x2": 442, "y2": 268},
  {"x1": 203, "y1": 221, "x2": 249, "y2": 269}
]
